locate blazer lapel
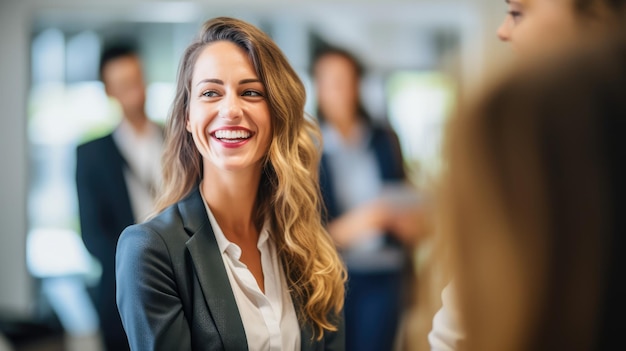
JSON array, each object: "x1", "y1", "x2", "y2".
[{"x1": 180, "y1": 189, "x2": 248, "y2": 351}]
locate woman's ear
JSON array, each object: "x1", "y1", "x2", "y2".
[{"x1": 186, "y1": 118, "x2": 191, "y2": 132}]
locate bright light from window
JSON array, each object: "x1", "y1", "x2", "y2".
[
  {"x1": 27, "y1": 228, "x2": 97, "y2": 278},
  {"x1": 386, "y1": 71, "x2": 456, "y2": 185}
]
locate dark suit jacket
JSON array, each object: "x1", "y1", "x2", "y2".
[
  {"x1": 116, "y1": 188, "x2": 345, "y2": 351},
  {"x1": 76, "y1": 133, "x2": 133, "y2": 349}
]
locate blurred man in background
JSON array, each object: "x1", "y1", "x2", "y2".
[{"x1": 75, "y1": 40, "x2": 163, "y2": 351}]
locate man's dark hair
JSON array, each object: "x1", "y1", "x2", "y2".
[{"x1": 99, "y1": 39, "x2": 139, "y2": 81}]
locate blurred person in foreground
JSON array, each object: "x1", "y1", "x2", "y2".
[
  {"x1": 496, "y1": 0, "x2": 626, "y2": 56},
  {"x1": 76, "y1": 40, "x2": 163, "y2": 351},
  {"x1": 311, "y1": 45, "x2": 425, "y2": 351},
  {"x1": 438, "y1": 31, "x2": 626, "y2": 351},
  {"x1": 115, "y1": 17, "x2": 346, "y2": 350},
  {"x1": 428, "y1": 0, "x2": 626, "y2": 349}
]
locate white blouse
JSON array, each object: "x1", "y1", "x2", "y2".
[
  {"x1": 201, "y1": 189, "x2": 301, "y2": 351},
  {"x1": 428, "y1": 282, "x2": 465, "y2": 351}
]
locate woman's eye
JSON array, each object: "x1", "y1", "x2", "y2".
[
  {"x1": 202, "y1": 90, "x2": 219, "y2": 98},
  {"x1": 509, "y1": 11, "x2": 523, "y2": 24},
  {"x1": 242, "y1": 90, "x2": 264, "y2": 97}
]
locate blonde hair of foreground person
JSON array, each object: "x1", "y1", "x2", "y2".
[
  {"x1": 153, "y1": 17, "x2": 346, "y2": 338},
  {"x1": 439, "y1": 32, "x2": 626, "y2": 351}
]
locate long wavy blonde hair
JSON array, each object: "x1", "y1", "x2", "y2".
[{"x1": 153, "y1": 16, "x2": 346, "y2": 338}]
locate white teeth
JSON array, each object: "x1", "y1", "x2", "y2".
[{"x1": 214, "y1": 130, "x2": 251, "y2": 140}]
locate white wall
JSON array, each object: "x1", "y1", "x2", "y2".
[{"x1": 0, "y1": 0, "x2": 33, "y2": 317}]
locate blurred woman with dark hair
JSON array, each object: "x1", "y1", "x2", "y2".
[{"x1": 312, "y1": 46, "x2": 423, "y2": 351}]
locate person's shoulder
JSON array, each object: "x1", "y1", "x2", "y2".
[
  {"x1": 75, "y1": 133, "x2": 118, "y2": 171},
  {"x1": 368, "y1": 122, "x2": 401, "y2": 144},
  {"x1": 116, "y1": 203, "x2": 188, "y2": 281},
  {"x1": 370, "y1": 121, "x2": 398, "y2": 135},
  {"x1": 119, "y1": 190, "x2": 204, "y2": 253},
  {"x1": 123, "y1": 202, "x2": 185, "y2": 243},
  {"x1": 76, "y1": 133, "x2": 114, "y2": 154},
  {"x1": 118, "y1": 211, "x2": 183, "y2": 265}
]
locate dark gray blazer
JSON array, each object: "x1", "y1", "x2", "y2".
[{"x1": 116, "y1": 188, "x2": 345, "y2": 351}]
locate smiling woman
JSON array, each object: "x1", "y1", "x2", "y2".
[
  {"x1": 186, "y1": 40, "x2": 272, "y2": 174},
  {"x1": 115, "y1": 17, "x2": 347, "y2": 351}
]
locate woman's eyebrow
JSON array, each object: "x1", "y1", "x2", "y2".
[
  {"x1": 195, "y1": 78, "x2": 261, "y2": 86},
  {"x1": 196, "y1": 78, "x2": 223, "y2": 86}
]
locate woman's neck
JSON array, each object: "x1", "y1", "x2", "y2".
[{"x1": 201, "y1": 166, "x2": 261, "y2": 240}]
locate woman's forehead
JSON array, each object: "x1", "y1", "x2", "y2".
[{"x1": 524, "y1": 0, "x2": 574, "y2": 8}]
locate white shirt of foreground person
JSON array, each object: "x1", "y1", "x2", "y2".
[
  {"x1": 429, "y1": 282, "x2": 465, "y2": 351},
  {"x1": 201, "y1": 186, "x2": 301, "y2": 351}
]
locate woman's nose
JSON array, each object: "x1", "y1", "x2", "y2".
[
  {"x1": 497, "y1": 17, "x2": 512, "y2": 42},
  {"x1": 218, "y1": 95, "x2": 243, "y2": 120}
]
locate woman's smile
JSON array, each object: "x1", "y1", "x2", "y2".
[{"x1": 210, "y1": 127, "x2": 255, "y2": 148}]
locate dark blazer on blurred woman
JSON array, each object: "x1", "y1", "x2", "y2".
[{"x1": 320, "y1": 125, "x2": 406, "y2": 220}]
